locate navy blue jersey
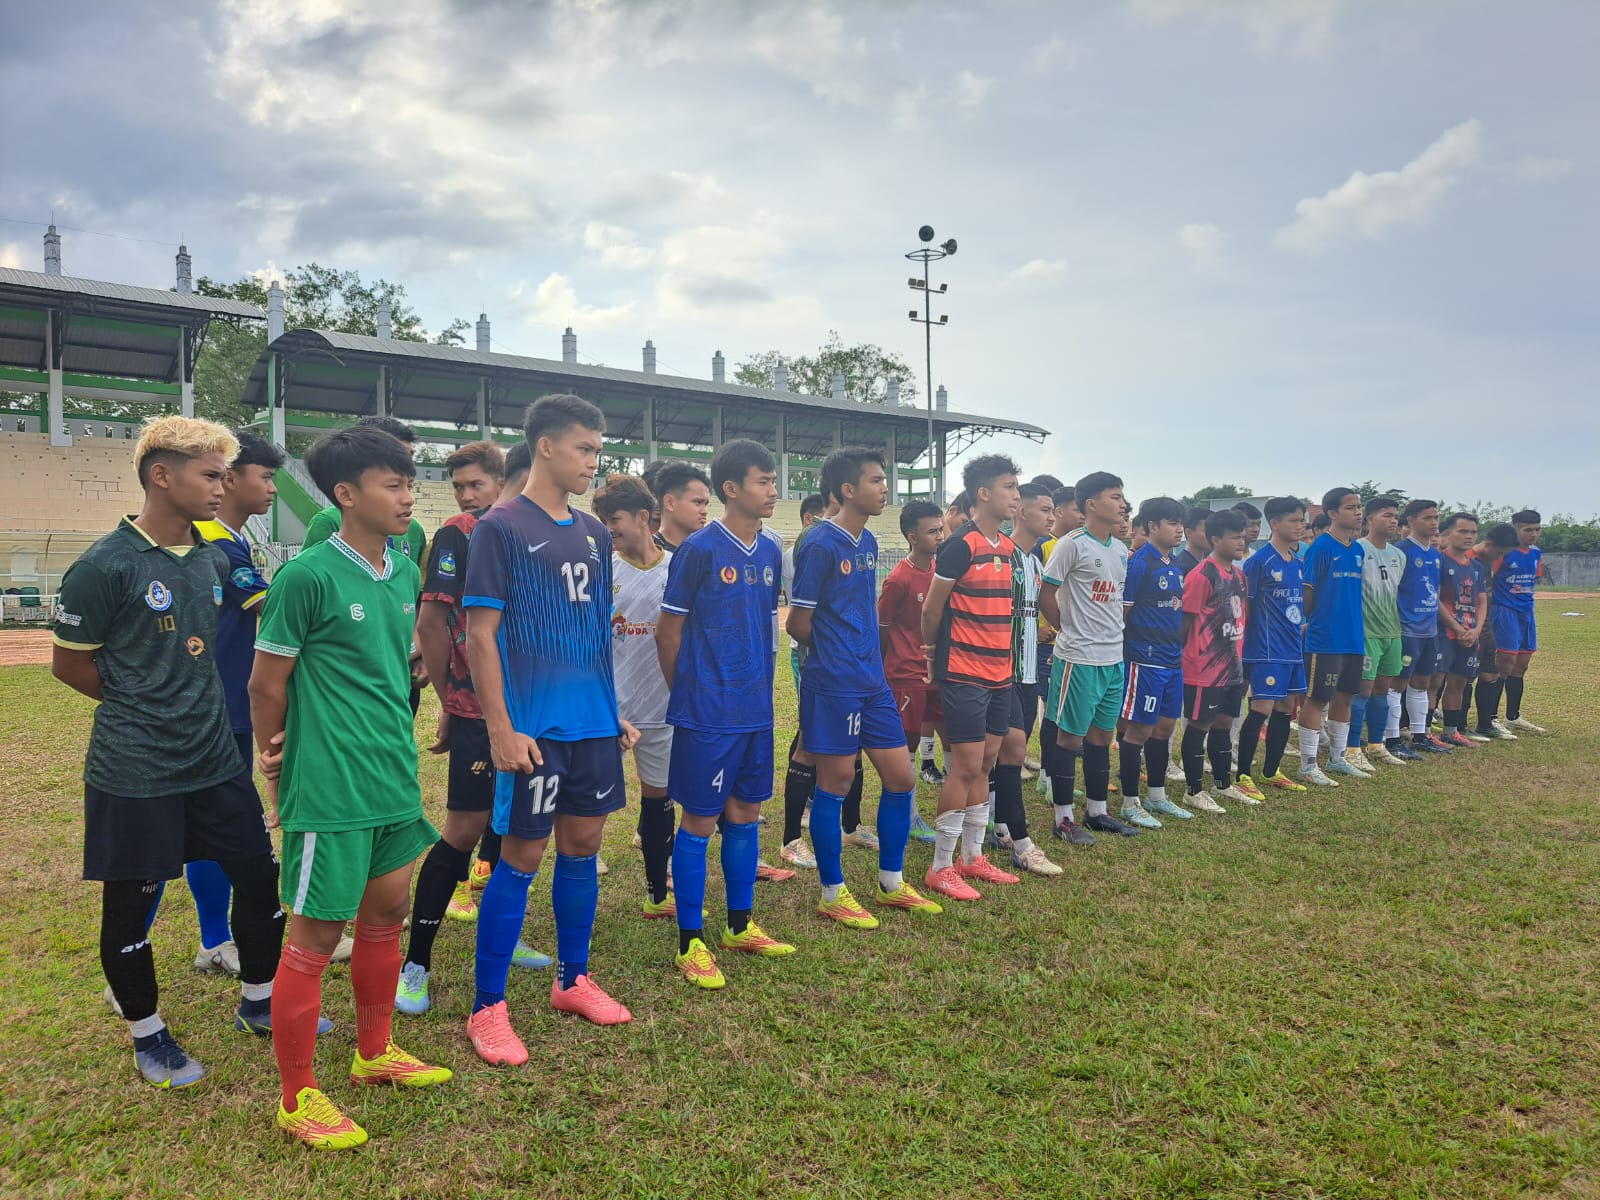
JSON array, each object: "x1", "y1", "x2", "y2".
[
  {"x1": 1439, "y1": 552, "x2": 1486, "y2": 641},
  {"x1": 462, "y1": 495, "x2": 620, "y2": 742},
  {"x1": 1173, "y1": 546, "x2": 1201, "y2": 577},
  {"x1": 1397, "y1": 537, "x2": 1441, "y2": 636},
  {"x1": 196, "y1": 519, "x2": 270, "y2": 733},
  {"x1": 1121, "y1": 542, "x2": 1183, "y2": 669},
  {"x1": 1301, "y1": 532, "x2": 1365, "y2": 654},
  {"x1": 662, "y1": 520, "x2": 782, "y2": 732},
  {"x1": 789, "y1": 518, "x2": 884, "y2": 696},
  {"x1": 1493, "y1": 546, "x2": 1541, "y2": 613},
  {"x1": 1242, "y1": 543, "x2": 1305, "y2": 664}
]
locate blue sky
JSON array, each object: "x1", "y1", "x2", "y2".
[{"x1": 2, "y1": 0, "x2": 1594, "y2": 512}]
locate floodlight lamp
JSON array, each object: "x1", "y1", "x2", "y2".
[
  {"x1": 918, "y1": 225, "x2": 935, "y2": 243},
  {"x1": 909, "y1": 310, "x2": 919, "y2": 319},
  {"x1": 939, "y1": 315, "x2": 948, "y2": 324},
  {"x1": 941, "y1": 239, "x2": 957, "y2": 254},
  {"x1": 938, "y1": 283, "x2": 948, "y2": 293}
]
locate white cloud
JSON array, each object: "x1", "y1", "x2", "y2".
[
  {"x1": 509, "y1": 272, "x2": 635, "y2": 333},
  {"x1": 1030, "y1": 34, "x2": 1085, "y2": 71},
  {"x1": 0, "y1": 242, "x2": 23, "y2": 270},
  {"x1": 582, "y1": 222, "x2": 657, "y2": 270},
  {"x1": 1511, "y1": 155, "x2": 1574, "y2": 183},
  {"x1": 891, "y1": 83, "x2": 929, "y2": 131},
  {"x1": 1277, "y1": 119, "x2": 1483, "y2": 252},
  {"x1": 1130, "y1": 0, "x2": 1347, "y2": 56},
  {"x1": 1006, "y1": 258, "x2": 1069, "y2": 285},
  {"x1": 1178, "y1": 222, "x2": 1230, "y2": 267},
  {"x1": 954, "y1": 70, "x2": 992, "y2": 111}
]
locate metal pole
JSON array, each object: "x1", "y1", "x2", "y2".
[{"x1": 925, "y1": 261, "x2": 934, "y2": 498}]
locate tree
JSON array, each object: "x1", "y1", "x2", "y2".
[
  {"x1": 734, "y1": 331, "x2": 918, "y2": 406},
  {"x1": 1179, "y1": 483, "x2": 1251, "y2": 507},
  {"x1": 1353, "y1": 480, "x2": 1407, "y2": 508}
]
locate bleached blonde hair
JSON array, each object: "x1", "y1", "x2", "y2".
[{"x1": 133, "y1": 415, "x2": 241, "y2": 486}]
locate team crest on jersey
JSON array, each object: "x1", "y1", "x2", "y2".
[
  {"x1": 1228, "y1": 595, "x2": 1243, "y2": 618},
  {"x1": 350, "y1": 603, "x2": 366, "y2": 622},
  {"x1": 1287, "y1": 605, "x2": 1303, "y2": 624},
  {"x1": 186, "y1": 636, "x2": 205, "y2": 657},
  {"x1": 611, "y1": 612, "x2": 627, "y2": 638},
  {"x1": 144, "y1": 581, "x2": 172, "y2": 612},
  {"x1": 438, "y1": 551, "x2": 456, "y2": 578},
  {"x1": 744, "y1": 564, "x2": 757, "y2": 585},
  {"x1": 212, "y1": 583, "x2": 224, "y2": 606},
  {"x1": 841, "y1": 558, "x2": 853, "y2": 576},
  {"x1": 403, "y1": 602, "x2": 415, "y2": 614},
  {"x1": 230, "y1": 567, "x2": 255, "y2": 589},
  {"x1": 586, "y1": 534, "x2": 600, "y2": 561},
  {"x1": 1270, "y1": 569, "x2": 1283, "y2": 582},
  {"x1": 763, "y1": 566, "x2": 774, "y2": 586},
  {"x1": 720, "y1": 565, "x2": 738, "y2": 584},
  {"x1": 1157, "y1": 575, "x2": 1170, "y2": 591}
]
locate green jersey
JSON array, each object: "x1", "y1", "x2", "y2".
[
  {"x1": 53, "y1": 517, "x2": 240, "y2": 797},
  {"x1": 304, "y1": 504, "x2": 426, "y2": 571},
  {"x1": 1358, "y1": 537, "x2": 1405, "y2": 640},
  {"x1": 256, "y1": 535, "x2": 424, "y2": 833}
]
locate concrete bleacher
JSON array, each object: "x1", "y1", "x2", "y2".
[{"x1": 0, "y1": 433, "x2": 141, "y2": 532}]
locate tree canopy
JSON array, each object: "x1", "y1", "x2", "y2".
[{"x1": 734, "y1": 331, "x2": 917, "y2": 407}]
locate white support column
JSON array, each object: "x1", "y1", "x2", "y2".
[
  {"x1": 711, "y1": 405, "x2": 723, "y2": 449},
  {"x1": 777, "y1": 414, "x2": 789, "y2": 500},
  {"x1": 833, "y1": 420, "x2": 843, "y2": 451},
  {"x1": 886, "y1": 428, "x2": 898, "y2": 501},
  {"x1": 377, "y1": 366, "x2": 389, "y2": 417},
  {"x1": 268, "y1": 352, "x2": 285, "y2": 447},
  {"x1": 645, "y1": 398, "x2": 658, "y2": 463},
  {"x1": 46, "y1": 311, "x2": 69, "y2": 447},
  {"x1": 180, "y1": 326, "x2": 194, "y2": 418},
  {"x1": 476, "y1": 378, "x2": 489, "y2": 438}
]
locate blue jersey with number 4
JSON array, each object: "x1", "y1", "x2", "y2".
[
  {"x1": 462, "y1": 495, "x2": 620, "y2": 743},
  {"x1": 790, "y1": 518, "x2": 885, "y2": 696}
]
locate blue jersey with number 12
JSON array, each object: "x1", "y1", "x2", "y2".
[{"x1": 789, "y1": 518, "x2": 884, "y2": 696}]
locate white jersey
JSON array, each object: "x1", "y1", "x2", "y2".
[
  {"x1": 1016, "y1": 550, "x2": 1043, "y2": 685},
  {"x1": 1043, "y1": 528, "x2": 1128, "y2": 667},
  {"x1": 611, "y1": 548, "x2": 672, "y2": 728}
]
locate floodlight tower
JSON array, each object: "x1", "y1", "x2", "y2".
[{"x1": 906, "y1": 225, "x2": 956, "y2": 499}]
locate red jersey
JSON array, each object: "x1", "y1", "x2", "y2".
[
  {"x1": 419, "y1": 508, "x2": 483, "y2": 719},
  {"x1": 1182, "y1": 558, "x2": 1246, "y2": 687},
  {"x1": 878, "y1": 555, "x2": 935, "y2": 685}
]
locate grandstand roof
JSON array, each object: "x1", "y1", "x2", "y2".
[{"x1": 244, "y1": 328, "x2": 1046, "y2": 464}]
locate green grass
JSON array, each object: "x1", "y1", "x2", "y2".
[{"x1": 4, "y1": 616, "x2": 1600, "y2": 1198}]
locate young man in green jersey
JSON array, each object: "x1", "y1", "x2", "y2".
[
  {"x1": 52, "y1": 416, "x2": 286, "y2": 1091},
  {"x1": 1355, "y1": 496, "x2": 1413, "y2": 770},
  {"x1": 252, "y1": 425, "x2": 451, "y2": 1150}
]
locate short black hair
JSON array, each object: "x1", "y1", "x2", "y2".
[
  {"x1": 1441, "y1": 511, "x2": 1479, "y2": 532},
  {"x1": 1311, "y1": 511, "x2": 1332, "y2": 532},
  {"x1": 1027, "y1": 473, "x2": 1065, "y2": 492},
  {"x1": 1402, "y1": 498, "x2": 1438, "y2": 522},
  {"x1": 1018, "y1": 482, "x2": 1052, "y2": 503},
  {"x1": 524, "y1": 393, "x2": 605, "y2": 449},
  {"x1": 503, "y1": 440, "x2": 532, "y2": 483},
  {"x1": 1486, "y1": 523, "x2": 1519, "y2": 549},
  {"x1": 231, "y1": 428, "x2": 286, "y2": 471},
  {"x1": 1052, "y1": 486, "x2": 1075, "y2": 509},
  {"x1": 1264, "y1": 495, "x2": 1304, "y2": 523},
  {"x1": 355, "y1": 414, "x2": 415, "y2": 445},
  {"x1": 900, "y1": 499, "x2": 943, "y2": 538},
  {"x1": 962, "y1": 454, "x2": 1019, "y2": 500},
  {"x1": 1135, "y1": 496, "x2": 1184, "y2": 532},
  {"x1": 1365, "y1": 495, "x2": 1399, "y2": 517},
  {"x1": 1184, "y1": 505, "x2": 1211, "y2": 532},
  {"x1": 710, "y1": 438, "x2": 776, "y2": 504},
  {"x1": 592, "y1": 474, "x2": 658, "y2": 521},
  {"x1": 799, "y1": 493, "x2": 827, "y2": 520},
  {"x1": 1204, "y1": 508, "x2": 1246, "y2": 541},
  {"x1": 949, "y1": 491, "x2": 973, "y2": 516},
  {"x1": 1512, "y1": 508, "x2": 1542, "y2": 526},
  {"x1": 306, "y1": 425, "x2": 416, "y2": 506},
  {"x1": 649, "y1": 459, "x2": 712, "y2": 503},
  {"x1": 1231, "y1": 501, "x2": 1261, "y2": 520},
  {"x1": 1074, "y1": 471, "x2": 1122, "y2": 504},
  {"x1": 1323, "y1": 486, "x2": 1359, "y2": 513},
  {"x1": 821, "y1": 447, "x2": 887, "y2": 504}
]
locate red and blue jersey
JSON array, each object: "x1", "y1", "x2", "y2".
[
  {"x1": 1301, "y1": 532, "x2": 1365, "y2": 654},
  {"x1": 1397, "y1": 537, "x2": 1441, "y2": 637},
  {"x1": 1122, "y1": 542, "x2": 1183, "y2": 669},
  {"x1": 1439, "y1": 551, "x2": 1486, "y2": 640},
  {"x1": 789, "y1": 518, "x2": 884, "y2": 697},
  {"x1": 1241, "y1": 543, "x2": 1305, "y2": 664},
  {"x1": 1493, "y1": 546, "x2": 1541, "y2": 613}
]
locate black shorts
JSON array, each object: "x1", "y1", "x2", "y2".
[
  {"x1": 938, "y1": 680, "x2": 1019, "y2": 745},
  {"x1": 1013, "y1": 679, "x2": 1040, "y2": 738},
  {"x1": 447, "y1": 715, "x2": 496, "y2": 813},
  {"x1": 83, "y1": 772, "x2": 272, "y2": 882},
  {"x1": 1184, "y1": 683, "x2": 1245, "y2": 725},
  {"x1": 1441, "y1": 640, "x2": 1481, "y2": 679},
  {"x1": 1305, "y1": 652, "x2": 1364, "y2": 701}
]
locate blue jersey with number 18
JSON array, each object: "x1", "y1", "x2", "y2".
[{"x1": 462, "y1": 494, "x2": 620, "y2": 743}]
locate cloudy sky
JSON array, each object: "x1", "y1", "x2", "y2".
[{"x1": 3, "y1": 1, "x2": 1595, "y2": 512}]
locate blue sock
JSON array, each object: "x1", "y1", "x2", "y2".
[
  {"x1": 143, "y1": 880, "x2": 166, "y2": 936},
  {"x1": 1349, "y1": 694, "x2": 1368, "y2": 750},
  {"x1": 672, "y1": 828, "x2": 709, "y2": 935},
  {"x1": 809, "y1": 787, "x2": 844, "y2": 888},
  {"x1": 551, "y1": 853, "x2": 598, "y2": 991},
  {"x1": 720, "y1": 819, "x2": 760, "y2": 922},
  {"x1": 875, "y1": 789, "x2": 914, "y2": 875},
  {"x1": 185, "y1": 860, "x2": 233, "y2": 950},
  {"x1": 1366, "y1": 691, "x2": 1388, "y2": 745},
  {"x1": 473, "y1": 860, "x2": 535, "y2": 1013}
]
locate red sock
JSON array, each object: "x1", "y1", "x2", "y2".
[
  {"x1": 273, "y1": 941, "x2": 330, "y2": 1110},
  {"x1": 351, "y1": 921, "x2": 404, "y2": 1060}
]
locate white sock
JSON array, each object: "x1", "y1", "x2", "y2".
[
  {"x1": 1053, "y1": 802, "x2": 1075, "y2": 824},
  {"x1": 1329, "y1": 719, "x2": 1350, "y2": 758},
  {"x1": 128, "y1": 1013, "x2": 165, "y2": 1039},
  {"x1": 1299, "y1": 725, "x2": 1321, "y2": 770},
  {"x1": 1406, "y1": 687, "x2": 1430, "y2": 734},
  {"x1": 1087, "y1": 798, "x2": 1108, "y2": 818},
  {"x1": 960, "y1": 803, "x2": 988, "y2": 861},
  {"x1": 1011, "y1": 835, "x2": 1035, "y2": 857},
  {"x1": 240, "y1": 980, "x2": 272, "y2": 1002},
  {"x1": 879, "y1": 869, "x2": 903, "y2": 892},
  {"x1": 1386, "y1": 690, "x2": 1404, "y2": 740},
  {"x1": 918, "y1": 736, "x2": 936, "y2": 759},
  {"x1": 820, "y1": 883, "x2": 841, "y2": 903},
  {"x1": 1149, "y1": 785, "x2": 1167, "y2": 804},
  {"x1": 932, "y1": 808, "x2": 963, "y2": 871}
]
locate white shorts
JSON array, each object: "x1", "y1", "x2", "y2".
[{"x1": 630, "y1": 725, "x2": 673, "y2": 790}]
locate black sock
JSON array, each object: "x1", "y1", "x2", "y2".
[
  {"x1": 1263, "y1": 712, "x2": 1292, "y2": 777},
  {"x1": 216, "y1": 852, "x2": 284, "y2": 986},
  {"x1": 102, "y1": 879, "x2": 163, "y2": 1023},
  {"x1": 1051, "y1": 745, "x2": 1079, "y2": 812},
  {"x1": 1144, "y1": 736, "x2": 1170, "y2": 789},
  {"x1": 1236, "y1": 710, "x2": 1267, "y2": 779},
  {"x1": 1039, "y1": 719, "x2": 1057, "y2": 776},
  {"x1": 1207, "y1": 727, "x2": 1233, "y2": 789},
  {"x1": 477, "y1": 828, "x2": 501, "y2": 870},
  {"x1": 1082, "y1": 742, "x2": 1111, "y2": 804},
  {"x1": 727, "y1": 909, "x2": 751, "y2": 935},
  {"x1": 1116, "y1": 738, "x2": 1143, "y2": 802},
  {"x1": 405, "y1": 839, "x2": 470, "y2": 971},
  {"x1": 679, "y1": 928, "x2": 701, "y2": 955},
  {"x1": 1443, "y1": 707, "x2": 1464, "y2": 733},
  {"x1": 1476, "y1": 677, "x2": 1503, "y2": 731},
  {"x1": 640, "y1": 793, "x2": 675, "y2": 904},
  {"x1": 992, "y1": 764, "x2": 1027, "y2": 841},
  {"x1": 1181, "y1": 724, "x2": 1207, "y2": 793},
  {"x1": 783, "y1": 757, "x2": 815, "y2": 844},
  {"x1": 1504, "y1": 676, "x2": 1524, "y2": 721},
  {"x1": 843, "y1": 758, "x2": 864, "y2": 833}
]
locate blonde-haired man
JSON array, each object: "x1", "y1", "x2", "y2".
[{"x1": 52, "y1": 416, "x2": 286, "y2": 1091}]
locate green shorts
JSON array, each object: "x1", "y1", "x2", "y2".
[
  {"x1": 1046, "y1": 657, "x2": 1125, "y2": 738},
  {"x1": 280, "y1": 815, "x2": 437, "y2": 921},
  {"x1": 1363, "y1": 636, "x2": 1403, "y2": 681}
]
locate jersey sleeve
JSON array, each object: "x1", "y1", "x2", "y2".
[
  {"x1": 461, "y1": 517, "x2": 509, "y2": 611},
  {"x1": 406, "y1": 520, "x2": 428, "y2": 571},
  {"x1": 1183, "y1": 565, "x2": 1214, "y2": 616},
  {"x1": 935, "y1": 534, "x2": 973, "y2": 583},
  {"x1": 1301, "y1": 540, "x2": 1328, "y2": 590},
  {"x1": 1041, "y1": 535, "x2": 1073, "y2": 587},
  {"x1": 255, "y1": 561, "x2": 321, "y2": 658},
  {"x1": 302, "y1": 506, "x2": 338, "y2": 548},
  {"x1": 661, "y1": 538, "x2": 707, "y2": 616},
  {"x1": 1123, "y1": 550, "x2": 1148, "y2": 606},
  {"x1": 52, "y1": 557, "x2": 117, "y2": 651},
  {"x1": 789, "y1": 536, "x2": 831, "y2": 610},
  {"x1": 420, "y1": 522, "x2": 470, "y2": 605},
  {"x1": 219, "y1": 536, "x2": 270, "y2": 613},
  {"x1": 1240, "y1": 552, "x2": 1263, "y2": 602},
  {"x1": 781, "y1": 544, "x2": 795, "y2": 599}
]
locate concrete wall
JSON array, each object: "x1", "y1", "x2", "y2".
[
  {"x1": 0, "y1": 433, "x2": 138, "y2": 531},
  {"x1": 1542, "y1": 554, "x2": 1600, "y2": 590}
]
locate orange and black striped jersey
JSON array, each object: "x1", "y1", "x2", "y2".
[{"x1": 932, "y1": 526, "x2": 1017, "y2": 687}]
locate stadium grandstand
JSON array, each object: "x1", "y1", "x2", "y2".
[{"x1": 0, "y1": 227, "x2": 1047, "y2": 616}]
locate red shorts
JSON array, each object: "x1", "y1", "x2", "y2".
[{"x1": 891, "y1": 681, "x2": 944, "y2": 738}]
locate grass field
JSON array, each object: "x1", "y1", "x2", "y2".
[{"x1": 3, "y1": 608, "x2": 1599, "y2": 1198}]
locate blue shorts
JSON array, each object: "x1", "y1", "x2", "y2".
[
  {"x1": 1440, "y1": 639, "x2": 1480, "y2": 678},
  {"x1": 1492, "y1": 607, "x2": 1537, "y2": 654},
  {"x1": 800, "y1": 685, "x2": 907, "y2": 757},
  {"x1": 492, "y1": 735, "x2": 626, "y2": 841},
  {"x1": 1245, "y1": 661, "x2": 1307, "y2": 702},
  {"x1": 1399, "y1": 635, "x2": 1438, "y2": 680},
  {"x1": 668, "y1": 727, "x2": 775, "y2": 815},
  {"x1": 1119, "y1": 662, "x2": 1182, "y2": 725}
]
